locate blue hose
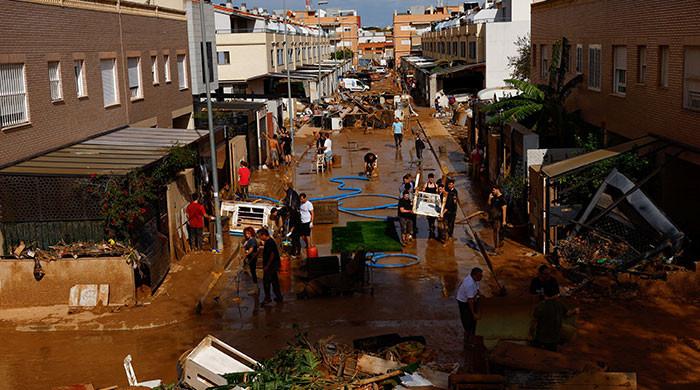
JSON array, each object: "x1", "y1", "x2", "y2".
[
  {"x1": 366, "y1": 252, "x2": 421, "y2": 268},
  {"x1": 249, "y1": 176, "x2": 398, "y2": 220}
]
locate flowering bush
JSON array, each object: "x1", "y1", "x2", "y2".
[{"x1": 85, "y1": 145, "x2": 197, "y2": 242}]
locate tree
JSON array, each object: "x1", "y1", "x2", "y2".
[
  {"x1": 330, "y1": 48, "x2": 353, "y2": 60},
  {"x1": 508, "y1": 34, "x2": 531, "y2": 81},
  {"x1": 487, "y1": 38, "x2": 583, "y2": 146}
]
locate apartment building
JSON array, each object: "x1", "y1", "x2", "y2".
[
  {"x1": 531, "y1": 0, "x2": 700, "y2": 253},
  {"x1": 214, "y1": 4, "x2": 345, "y2": 100},
  {"x1": 392, "y1": 5, "x2": 460, "y2": 65},
  {"x1": 292, "y1": 8, "x2": 361, "y2": 65},
  {"x1": 0, "y1": 0, "x2": 193, "y2": 167},
  {"x1": 358, "y1": 29, "x2": 394, "y2": 62},
  {"x1": 422, "y1": 0, "x2": 533, "y2": 89}
]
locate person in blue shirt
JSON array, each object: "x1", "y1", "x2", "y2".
[{"x1": 392, "y1": 118, "x2": 404, "y2": 148}]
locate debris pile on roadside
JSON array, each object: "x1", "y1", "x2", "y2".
[
  {"x1": 7, "y1": 240, "x2": 137, "y2": 262},
  {"x1": 180, "y1": 333, "x2": 459, "y2": 390}
]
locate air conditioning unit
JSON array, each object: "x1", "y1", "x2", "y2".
[{"x1": 687, "y1": 90, "x2": 700, "y2": 110}]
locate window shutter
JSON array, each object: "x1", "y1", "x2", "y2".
[
  {"x1": 0, "y1": 63, "x2": 28, "y2": 127},
  {"x1": 615, "y1": 47, "x2": 627, "y2": 70},
  {"x1": 127, "y1": 58, "x2": 140, "y2": 89},
  {"x1": 101, "y1": 59, "x2": 116, "y2": 106}
]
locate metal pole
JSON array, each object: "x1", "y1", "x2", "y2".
[
  {"x1": 284, "y1": 0, "x2": 295, "y2": 153},
  {"x1": 317, "y1": 2, "x2": 322, "y2": 103},
  {"x1": 198, "y1": 0, "x2": 223, "y2": 252}
]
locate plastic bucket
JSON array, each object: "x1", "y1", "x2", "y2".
[
  {"x1": 280, "y1": 254, "x2": 291, "y2": 274},
  {"x1": 307, "y1": 246, "x2": 319, "y2": 258}
]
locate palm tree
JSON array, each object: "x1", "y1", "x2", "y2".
[{"x1": 486, "y1": 38, "x2": 583, "y2": 146}]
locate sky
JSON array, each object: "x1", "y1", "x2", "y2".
[{"x1": 214, "y1": 0, "x2": 460, "y2": 27}]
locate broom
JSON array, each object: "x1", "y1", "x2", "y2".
[{"x1": 462, "y1": 211, "x2": 507, "y2": 297}]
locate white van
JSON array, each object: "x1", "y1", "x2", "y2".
[{"x1": 341, "y1": 78, "x2": 370, "y2": 92}]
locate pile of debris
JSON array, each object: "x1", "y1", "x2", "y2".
[
  {"x1": 181, "y1": 333, "x2": 459, "y2": 390},
  {"x1": 8, "y1": 240, "x2": 137, "y2": 262}
]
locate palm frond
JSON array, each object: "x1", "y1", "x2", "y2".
[{"x1": 505, "y1": 79, "x2": 545, "y2": 100}]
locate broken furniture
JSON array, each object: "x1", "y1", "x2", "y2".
[
  {"x1": 123, "y1": 354, "x2": 162, "y2": 389},
  {"x1": 559, "y1": 169, "x2": 684, "y2": 277},
  {"x1": 181, "y1": 335, "x2": 258, "y2": 390},
  {"x1": 220, "y1": 201, "x2": 275, "y2": 235}
]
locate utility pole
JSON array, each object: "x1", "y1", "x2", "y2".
[
  {"x1": 198, "y1": 0, "x2": 223, "y2": 252},
  {"x1": 284, "y1": 0, "x2": 295, "y2": 153},
  {"x1": 317, "y1": 0, "x2": 328, "y2": 103}
]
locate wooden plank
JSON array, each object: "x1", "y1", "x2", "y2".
[
  {"x1": 356, "y1": 354, "x2": 401, "y2": 375},
  {"x1": 490, "y1": 342, "x2": 596, "y2": 373},
  {"x1": 558, "y1": 372, "x2": 637, "y2": 389}
]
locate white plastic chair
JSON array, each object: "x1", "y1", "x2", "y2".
[
  {"x1": 315, "y1": 154, "x2": 326, "y2": 173},
  {"x1": 124, "y1": 354, "x2": 162, "y2": 389}
]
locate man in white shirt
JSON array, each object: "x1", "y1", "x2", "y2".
[
  {"x1": 298, "y1": 193, "x2": 314, "y2": 249},
  {"x1": 456, "y1": 267, "x2": 483, "y2": 337},
  {"x1": 323, "y1": 134, "x2": 333, "y2": 170}
]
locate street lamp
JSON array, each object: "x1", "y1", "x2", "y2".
[{"x1": 317, "y1": 0, "x2": 328, "y2": 103}]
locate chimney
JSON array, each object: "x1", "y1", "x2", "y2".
[
  {"x1": 240, "y1": 3, "x2": 247, "y2": 12},
  {"x1": 306, "y1": 0, "x2": 311, "y2": 11},
  {"x1": 225, "y1": 1, "x2": 233, "y2": 9}
]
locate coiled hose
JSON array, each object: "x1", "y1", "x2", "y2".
[{"x1": 250, "y1": 176, "x2": 398, "y2": 220}]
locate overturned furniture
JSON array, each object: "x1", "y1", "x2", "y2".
[
  {"x1": 180, "y1": 335, "x2": 258, "y2": 390},
  {"x1": 221, "y1": 201, "x2": 275, "y2": 235},
  {"x1": 558, "y1": 169, "x2": 684, "y2": 278}
]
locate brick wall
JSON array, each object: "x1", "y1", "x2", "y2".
[
  {"x1": 0, "y1": 0, "x2": 192, "y2": 167},
  {"x1": 531, "y1": 0, "x2": 700, "y2": 150}
]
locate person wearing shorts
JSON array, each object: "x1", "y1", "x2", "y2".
[{"x1": 298, "y1": 193, "x2": 314, "y2": 251}]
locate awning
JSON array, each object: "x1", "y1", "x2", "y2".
[
  {"x1": 472, "y1": 8, "x2": 498, "y2": 23},
  {"x1": 431, "y1": 62, "x2": 485, "y2": 76},
  {"x1": 542, "y1": 136, "x2": 659, "y2": 178},
  {"x1": 0, "y1": 127, "x2": 209, "y2": 176}
]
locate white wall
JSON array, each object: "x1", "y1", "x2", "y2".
[
  {"x1": 484, "y1": 19, "x2": 530, "y2": 88},
  {"x1": 186, "y1": 1, "x2": 219, "y2": 95}
]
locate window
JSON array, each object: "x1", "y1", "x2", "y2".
[
  {"x1": 127, "y1": 57, "x2": 142, "y2": 99},
  {"x1": 540, "y1": 45, "x2": 549, "y2": 79},
  {"x1": 637, "y1": 46, "x2": 647, "y2": 83},
  {"x1": 177, "y1": 54, "x2": 188, "y2": 90},
  {"x1": 684, "y1": 47, "x2": 700, "y2": 110},
  {"x1": 0, "y1": 63, "x2": 29, "y2": 128},
  {"x1": 469, "y1": 42, "x2": 477, "y2": 59},
  {"x1": 48, "y1": 61, "x2": 63, "y2": 101},
  {"x1": 270, "y1": 50, "x2": 274, "y2": 67},
  {"x1": 564, "y1": 44, "x2": 571, "y2": 73},
  {"x1": 74, "y1": 59, "x2": 87, "y2": 97},
  {"x1": 460, "y1": 42, "x2": 466, "y2": 58},
  {"x1": 151, "y1": 56, "x2": 159, "y2": 85},
  {"x1": 532, "y1": 44, "x2": 537, "y2": 68},
  {"x1": 100, "y1": 58, "x2": 119, "y2": 107},
  {"x1": 164, "y1": 55, "x2": 171, "y2": 83},
  {"x1": 217, "y1": 51, "x2": 230, "y2": 65},
  {"x1": 401, "y1": 39, "x2": 411, "y2": 45},
  {"x1": 659, "y1": 45, "x2": 669, "y2": 88},
  {"x1": 575, "y1": 44, "x2": 583, "y2": 74},
  {"x1": 452, "y1": 42, "x2": 457, "y2": 56},
  {"x1": 613, "y1": 46, "x2": 627, "y2": 95},
  {"x1": 588, "y1": 45, "x2": 602, "y2": 91},
  {"x1": 277, "y1": 49, "x2": 284, "y2": 65}
]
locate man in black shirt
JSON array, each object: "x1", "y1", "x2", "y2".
[
  {"x1": 530, "y1": 264, "x2": 560, "y2": 298},
  {"x1": 258, "y1": 228, "x2": 282, "y2": 305},
  {"x1": 441, "y1": 179, "x2": 459, "y2": 242},
  {"x1": 398, "y1": 190, "x2": 414, "y2": 245},
  {"x1": 243, "y1": 227, "x2": 259, "y2": 284},
  {"x1": 364, "y1": 152, "x2": 378, "y2": 177},
  {"x1": 488, "y1": 185, "x2": 507, "y2": 250}
]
